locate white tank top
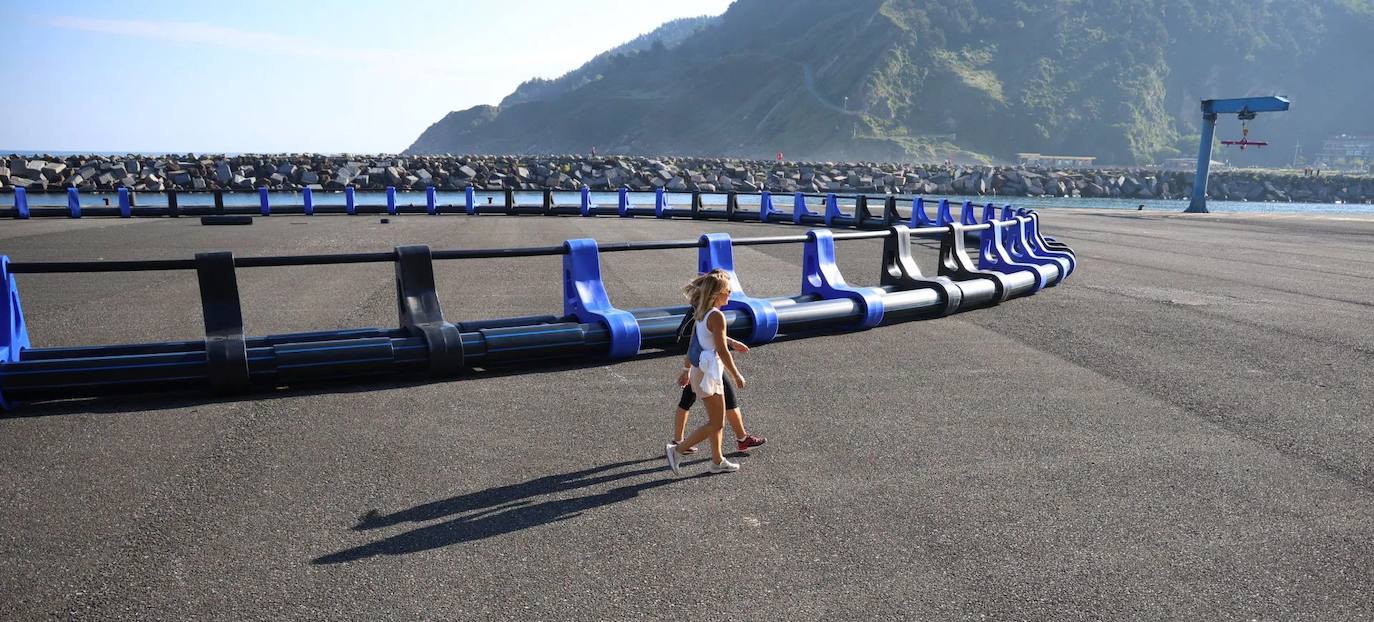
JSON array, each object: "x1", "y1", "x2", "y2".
[{"x1": 694, "y1": 308, "x2": 722, "y2": 357}]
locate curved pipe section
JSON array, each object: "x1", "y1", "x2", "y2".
[{"x1": 0, "y1": 192, "x2": 1077, "y2": 409}]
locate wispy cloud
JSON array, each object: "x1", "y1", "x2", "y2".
[{"x1": 41, "y1": 16, "x2": 470, "y2": 81}]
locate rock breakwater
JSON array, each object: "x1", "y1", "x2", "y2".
[{"x1": 3, "y1": 153, "x2": 1371, "y2": 204}]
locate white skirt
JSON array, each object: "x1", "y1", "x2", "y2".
[{"x1": 692, "y1": 352, "x2": 725, "y2": 397}]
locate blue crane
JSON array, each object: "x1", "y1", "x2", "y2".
[{"x1": 1185, "y1": 96, "x2": 1290, "y2": 213}]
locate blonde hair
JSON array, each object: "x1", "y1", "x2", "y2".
[{"x1": 682, "y1": 269, "x2": 731, "y2": 321}]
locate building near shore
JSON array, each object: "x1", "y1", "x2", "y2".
[
  {"x1": 1016, "y1": 153, "x2": 1096, "y2": 168},
  {"x1": 1314, "y1": 134, "x2": 1374, "y2": 170}
]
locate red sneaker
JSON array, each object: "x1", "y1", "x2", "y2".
[{"x1": 736, "y1": 435, "x2": 767, "y2": 452}]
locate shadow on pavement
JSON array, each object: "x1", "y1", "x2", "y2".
[{"x1": 313, "y1": 455, "x2": 706, "y2": 564}]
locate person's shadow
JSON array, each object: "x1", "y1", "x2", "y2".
[{"x1": 313, "y1": 456, "x2": 708, "y2": 564}]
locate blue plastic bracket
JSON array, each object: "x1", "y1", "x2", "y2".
[
  {"x1": 618, "y1": 186, "x2": 631, "y2": 217},
  {"x1": 13, "y1": 187, "x2": 28, "y2": 219},
  {"x1": 654, "y1": 188, "x2": 667, "y2": 218},
  {"x1": 759, "y1": 190, "x2": 773, "y2": 222},
  {"x1": 1018, "y1": 209, "x2": 1076, "y2": 275},
  {"x1": 981, "y1": 202, "x2": 998, "y2": 224},
  {"x1": 258, "y1": 187, "x2": 271, "y2": 216},
  {"x1": 562, "y1": 238, "x2": 641, "y2": 359},
  {"x1": 824, "y1": 193, "x2": 840, "y2": 227},
  {"x1": 960, "y1": 200, "x2": 978, "y2": 225},
  {"x1": 801, "y1": 229, "x2": 885, "y2": 329},
  {"x1": 1005, "y1": 217, "x2": 1068, "y2": 286},
  {"x1": 978, "y1": 220, "x2": 1049, "y2": 291},
  {"x1": 580, "y1": 187, "x2": 592, "y2": 216},
  {"x1": 935, "y1": 199, "x2": 955, "y2": 226},
  {"x1": 386, "y1": 186, "x2": 397, "y2": 215},
  {"x1": 1000, "y1": 204, "x2": 1016, "y2": 221},
  {"x1": 793, "y1": 192, "x2": 808, "y2": 224},
  {"x1": 910, "y1": 197, "x2": 934, "y2": 227},
  {"x1": 697, "y1": 233, "x2": 779, "y2": 345},
  {"x1": 1013, "y1": 213, "x2": 1075, "y2": 278},
  {"x1": 343, "y1": 186, "x2": 356, "y2": 215},
  {"x1": 66, "y1": 188, "x2": 81, "y2": 218},
  {"x1": 117, "y1": 188, "x2": 131, "y2": 218},
  {"x1": 0, "y1": 256, "x2": 30, "y2": 410},
  {"x1": 464, "y1": 186, "x2": 475, "y2": 215},
  {"x1": 302, "y1": 187, "x2": 314, "y2": 215},
  {"x1": 426, "y1": 186, "x2": 437, "y2": 215}
]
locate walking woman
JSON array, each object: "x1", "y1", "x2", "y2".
[{"x1": 666, "y1": 269, "x2": 748, "y2": 474}]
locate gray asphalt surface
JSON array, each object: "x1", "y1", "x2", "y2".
[{"x1": 1, "y1": 208, "x2": 1372, "y2": 620}]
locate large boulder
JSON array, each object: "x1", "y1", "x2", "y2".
[{"x1": 210, "y1": 158, "x2": 229, "y2": 182}]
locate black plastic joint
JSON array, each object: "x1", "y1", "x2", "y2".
[
  {"x1": 938, "y1": 223, "x2": 1010, "y2": 303},
  {"x1": 195, "y1": 251, "x2": 250, "y2": 394},
  {"x1": 394, "y1": 245, "x2": 465, "y2": 377},
  {"x1": 880, "y1": 225, "x2": 962, "y2": 316}
]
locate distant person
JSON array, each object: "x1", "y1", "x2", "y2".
[
  {"x1": 666, "y1": 269, "x2": 748, "y2": 474},
  {"x1": 776, "y1": 151, "x2": 784, "y2": 163},
  {"x1": 668, "y1": 307, "x2": 765, "y2": 457}
]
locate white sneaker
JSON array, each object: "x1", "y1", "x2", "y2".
[
  {"x1": 708, "y1": 458, "x2": 740, "y2": 473},
  {"x1": 665, "y1": 443, "x2": 683, "y2": 475}
]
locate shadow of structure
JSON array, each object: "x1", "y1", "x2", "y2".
[{"x1": 314, "y1": 456, "x2": 706, "y2": 564}]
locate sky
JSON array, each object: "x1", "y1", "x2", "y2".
[{"x1": 0, "y1": 0, "x2": 734, "y2": 154}]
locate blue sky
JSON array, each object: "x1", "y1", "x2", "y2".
[{"x1": 1, "y1": 0, "x2": 733, "y2": 153}]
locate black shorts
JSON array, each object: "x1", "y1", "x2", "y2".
[{"x1": 677, "y1": 378, "x2": 737, "y2": 410}]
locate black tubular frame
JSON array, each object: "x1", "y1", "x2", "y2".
[{"x1": 5, "y1": 226, "x2": 975, "y2": 275}]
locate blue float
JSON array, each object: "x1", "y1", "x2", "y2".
[
  {"x1": 426, "y1": 186, "x2": 437, "y2": 215},
  {"x1": 824, "y1": 193, "x2": 841, "y2": 227},
  {"x1": 0, "y1": 255, "x2": 29, "y2": 410},
  {"x1": 614, "y1": 186, "x2": 628, "y2": 217},
  {"x1": 255, "y1": 187, "x2": 269, "y2": 216},
  {"x1": 12, "y1": 187, "x2": 29, "y2": 219},
  {"x1": 981, "y1": 203, "x2": 998, "y2": 225},
  {"x1": 1005, "y1": 217, "x2": 1068, "y2": 286},
  {"x1": 935, "y1": 198, "x2": 956, "y2": 226},
  {"x1": 907, "y1": 197, "x2": 930, "y2": 227},
  {"x1": 562, "y1": 239, "x2": 641, "y2": 359},
  {"x1": 802, "y1": 229, "x2": 884, "y2": 329},
  {"x1": 1017, "y1": 210, "x2": 1076, "y2": 276},
  {"x1": 386, "y1": 186, "x2": 397, "y2": 215},
  {"x1": 302, "y1": 187, "x2": 315, "y2": 215},
  {"x1": 580, "y1": 187, "x2": 592, "y2": 216},
  {"x1": 118, "y1": 188, "x2": 132, "y2": 218},
  {"x1": 759, "y1": 191, "x2": 774, "y2": 223},
  {"x1": 654, "y1": 188, "x2": 667, "y2": 218},
  {"x1": 697, "y1": 233, "x2": 779, "y2": 345},
  {"x1": 978, "y1": 220, "x2": 1050, "y2": 291},
  {"x1": 66, "y1": 188, "x2": 81, "y2": 218}
]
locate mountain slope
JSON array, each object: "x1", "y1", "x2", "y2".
[{"x1": 407, "y1": 0, "x2": 1374, "y2": 165}]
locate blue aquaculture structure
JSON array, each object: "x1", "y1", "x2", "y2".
[
  {"x1": 1186, "y1": 96, "x2": 1290, "y2": 213},
  {"x1": 0, "y1": 189, "x2": 1076, "y2": 410}
]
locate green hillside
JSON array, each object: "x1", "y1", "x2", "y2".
[{"x1": 407, "y1": 0, "x2": 1374, "y2": 166}]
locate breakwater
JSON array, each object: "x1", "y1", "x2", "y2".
[{"x1": 4, "y1": 154, "x2": 1371, "y2": 204}]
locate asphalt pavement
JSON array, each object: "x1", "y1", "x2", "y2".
[{"x1": 1, "y1": 207, "x2": 1371, "y2": 620}]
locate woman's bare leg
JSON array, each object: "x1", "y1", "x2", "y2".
[{"x1": 677, "y1": 393, "x2": 727, "y2": 464}]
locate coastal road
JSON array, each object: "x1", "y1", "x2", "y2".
[{"x1": 1, "y1": 209, "x2": 1371, "y2": 620}]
